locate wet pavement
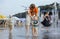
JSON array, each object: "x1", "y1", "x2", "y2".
[{"x1": 0, "y1": 21, "x2": 60, "y2": 39}]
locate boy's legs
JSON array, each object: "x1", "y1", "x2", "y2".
[
  {"x1": 32, "y1": 26, "x2": 38, "y2": 36},
  {"x1": 32, "y1": 27, "x2": 35, "y2": 36},
  {"x1": 34, "y1": 27, "x2": 38, "y2": 36}
]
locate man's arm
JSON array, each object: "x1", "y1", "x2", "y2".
[{"x1": 35, "y1": 7, "x2": 38, "y2": 16}]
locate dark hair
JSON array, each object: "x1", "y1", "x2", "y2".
[
  {"x1": 21, "y1": 21, "x2": 22, "y2": 22},
  {"x1": 44, "y1": 12, "x2": 47, "y2": 16},
  {"x1": 49, "y1": 12, "x2": 52, "y2": 15},
  {"x1": 29, "y1": 4, "x2": 35, "y2": 10}
]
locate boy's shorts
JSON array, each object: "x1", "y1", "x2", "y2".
[{"x1": 34, "y1": 25, "x2": 38, "y2": 27}]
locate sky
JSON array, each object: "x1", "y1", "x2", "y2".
[{"x1": 0, "y1": 0, "x2": 60, "y2": 16}]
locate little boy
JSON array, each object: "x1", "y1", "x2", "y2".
[{"x1": 32, "y1": 16, "x2": 39, "y2": 36}]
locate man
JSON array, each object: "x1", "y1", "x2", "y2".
[
  {"x1": 28, "y1": 4, "x2": 38, "y2": 17},
  {"x1": 28, "y1": 4, "x2": 39, "y2": 36}
]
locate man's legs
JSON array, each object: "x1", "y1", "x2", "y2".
[{"x1": 26, "y1": 25, "x2": 30, "y2": 36}]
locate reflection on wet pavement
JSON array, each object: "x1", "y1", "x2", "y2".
[
  {"x1": 32, "y1": 36, "x2": 38, "y2": 39},
  {"x1": 26, "y1": 36, "x2": 30, "y2": 39},
  {"x1": 43, "y1": 35, "x2": 49, "y2": 39},
  {"x1": 9, "y1": 32, "x2": 12, "y2": 39},
  {"x1": 42, "y1": 32, "x2": 50, "y2": 39},
  {"x1": 0, "y1": 25, "x2": 60, "y2": 39}
]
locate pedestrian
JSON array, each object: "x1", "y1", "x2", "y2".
[
  {"x1": 20, "y1": 21, "x2": 23, "y2": 27},
  {"x1": 49, "y1": 12, "x2": 52, "y2": 24},
  {"x1": 9, "y1": 15, "x2": 13, "y2": 33},
  {"x1": 41, "y1": 12, "x2": 51, "y2": 32}
]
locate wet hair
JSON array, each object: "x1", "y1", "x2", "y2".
[
  {"x1": 49, "y1": 12, "x2": 52, "y2": 15},
  {"x1": 44, "y1": 12, "x2": 49, "y2": 16},
  {"x1": 29, "y1": 4, "x2": 35, "y2": 10},
  {"x1": 44, "y1": 12, "x2": 47, "y2": 16}
]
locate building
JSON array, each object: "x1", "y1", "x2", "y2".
[
  {"x1": 13, "y1": 11, "x2": 27, "y2": 18},
  {"x1": 38, "y1": 2, "x2": 60, "y2": 19}
]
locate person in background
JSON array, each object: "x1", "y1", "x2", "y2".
[
  {"x1": 20, "y1": 21, "x2": 23, "y2": 27},
  {"x1": 41, "y1": 12, "x2": 51, "y2": 32},
  {"x1": 49, "y1": 12, "x2": 52, "y2": 24},
  {"x1": 9, "y1": 15, "x2": 13, "y2": 33}
]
